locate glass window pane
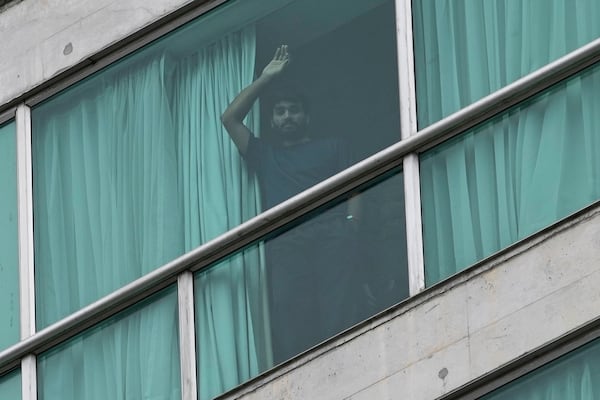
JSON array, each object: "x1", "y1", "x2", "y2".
[
  {"x1": 481, "y1": 338, "x2": 600, "y2": 400},
  {"x1": 32, "y1": 0, "x2": 400, "y2": 329},
  {"x1": 0, "y1": 369, "x2": 21, "y2": 400},
  {"x1": 194, "y1": 169, "x2": 408, "y2": 399},
  {"x1": 421, "y1": 62, "x2": 600, "y2": 284},
  {"x1": 413, "y1": 0, "x2": 600, "y2": 127},
  {"x1": 0, "y1": 121, "x2": 19, "y2": 350},
  {"x1": 37, "y1": 286, "x2": 180, "y2": 400}
]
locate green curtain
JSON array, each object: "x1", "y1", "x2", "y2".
[
  {"x1": 38, "y1": 287, "x2": 180, "y2": 400},
  {"x1": 0, "y1": 121, "x2": 19, "y2": 351},
  {"x1": 413, "y1": 0, "x2": 600, "y2": 127},
  {"x1": 481, "y1": 339, "x2": 600, "y2": 399},
  {"x1": 0, "y1": 369, "x2": 21, "y2": 399},
  {"x1": 415, "y1": 1, "x2": 600, "y2": 283},
  {"x1": 421, "y1": 63, "x2": 600, "y2": 283},
  {"x1": 33, "y1": 56, "x2": 182, "y2": 327},
  {"x1": 33, "y1": 25, "x2": 267, "y2": 399},
  {"x1": 171, "y1": 26, "x2": 271, "y2": 399},
  {"x1": 34, "y1": 57, "x2": 182, "y2": 400}
]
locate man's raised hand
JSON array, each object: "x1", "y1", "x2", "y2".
[{"x1": 261, "y1": 45, "x2": 290, "y2": 79}]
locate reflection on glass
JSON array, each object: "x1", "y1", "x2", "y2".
[
  {"x1": 0, "y1": 369, "x2": 21, "y2": 400},
  {"x1": 482, "y1": 338, "x2": 600, "y2": 399},
  {"x1": 32, "y1": 0, "x2": 400, "y2": 329},
  {"x1": 0, "y1": 121, "x2": 19, "y2": 350},
  {"x1": 194, "y1": 169, "x2": 408, "y2": 399},
  {"x1": 421, "y1": 62, "x2": 600, "y2": 284},
  {"x1": 38, "y1": 287, "x2": 180, "y2": 400},
  {"x1": 413, "y1": 0, "x2": 600, "y2": 127}
]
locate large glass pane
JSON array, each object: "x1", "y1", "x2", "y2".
[
  {"x1": 413, "y1": 0, "x2": 600, "y2": 127},
  {"x1": 481, "y1": 338, "x2": 600, "y2": 399},
  {"x1": 194, "y1": 169, "x2": 408, "y2": 399},
  {"x1": 0, "y1": 369, "x2": 21, "y2": 400},
  {"x1": 0, "y1": 121, "x2": 19, "y2": 350},
  {"x1": 421, "y1": 62, "x2": 600, "y2": 284},
  {"x1": 38, "y1": 286, "x2": 180, "y2": 400},
  {"x1": 32, "y1": 0, "x2": 400, "y2": 328}
]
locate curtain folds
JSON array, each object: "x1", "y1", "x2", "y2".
[
  {"x1": 172, "y1": 27, "x2": 270, "y2": 399},
  {"x1": 33, "y1": 25, "x2": 266, "y2": 400},
  {"x1": 34, "y1": 56, "x2": 182, "y2": 326},
  {"x1": 417, "y1": 0, "x2": 600, "y2": 283},
  {"x1": 35, "y1": 57, "x2": 182, "y2": 400},
  {"x1": 414, "y1": 0, "x2": 600, "y2": 127}
]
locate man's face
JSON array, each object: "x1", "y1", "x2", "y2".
[{"x1": 271, "y1": 100, "x2": 309, "y2": 138}]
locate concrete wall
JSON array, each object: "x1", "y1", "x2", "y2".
[
  {"x1": 223, "y1": 205, "x2": 600, "y2": 400},
  {"x1": 0, "y1": 0, "x2": 195, "y2": 107}
]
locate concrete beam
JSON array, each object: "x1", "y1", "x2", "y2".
[{"x1": 0, "y1": 0, "x2": 194, "y2": 106}]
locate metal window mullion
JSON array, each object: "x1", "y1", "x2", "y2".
[
  {"x1": 395, "y1": 0, "x2": 425, "y2": 295},
  {"x1": 177, "y1": 272, "x2": 198, "y2": 400},
  {"x1": 16, "y1": 104, "x2": 37, "y2": 400}
]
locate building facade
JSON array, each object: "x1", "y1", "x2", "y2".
[{"x1": 1, "y1": 0, "x2": 600, "y2": 399}]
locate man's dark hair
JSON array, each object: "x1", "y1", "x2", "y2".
[{"x1": 267, "y1": 86, "x2": 310, "y2": 114}]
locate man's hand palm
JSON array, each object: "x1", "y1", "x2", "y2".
[
  {"x1": 262, "y1": 45, "x2": 289, "y2": 78},
  {"x1": 263, "y1": 60, "x2": 287, "y2": 76}
]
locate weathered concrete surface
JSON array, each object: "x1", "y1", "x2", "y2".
[
  {"x1": 223, "y1": 206, "x2": 600, "y2": 400},
  {"x1": 0, "y1": 0, "x2": 195, "y2": 106}
]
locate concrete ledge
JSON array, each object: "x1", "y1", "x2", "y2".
[
  {"x1": 0, "y1": 0, "x2": 195, "y2": 106},
  {"x1": 221, "y1": 204, "x2": 600, "y2": 400}
]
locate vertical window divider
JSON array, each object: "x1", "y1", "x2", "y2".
[
  {"x1": 395, "y1": 0, "x2": 425, "y2": 294},
  {"x1": 16, "y1": 104, "x2": 37, "y2": 400},
  {"x1": 177, "y1": 271, "x2": 198, "y2": 400}
]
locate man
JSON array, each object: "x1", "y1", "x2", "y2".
[{"x1": 222, "y1": 45, "x2": 361, "y2": 364}]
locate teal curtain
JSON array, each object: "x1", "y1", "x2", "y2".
[
  {"x1": 33, "y1": 25, "x2": 266, "y2": 399},
  {"x1": 421, "y1": 64, "x2": 600, "y2": 283},
  {"x1": 0, "y1": 121, "x2": 19, "y2": 351},
  {"x1": 481, "y1": 339, "x2": 600, "y2": 399},
  {"x1": 0, "y1": 369, "x2": 20, "y2": 399},
  {"x1": 33, "y1": 56, "x2": 182, "y2": 327},
  {"x1": 413, "y1": 0, "x2": 600, "y2": 127},
  {"x1": 415, "y1": 1, "x2": 600, "y2": 283},
  {"x1": 34, "y1": 57, "x2": 182, "y2": 400},
  {"x1": 171, "y1": 26, "x2": 271, "y2": 399},
  {"x1": 38, "y1": 287, "x2": 180, "y2": 400}
]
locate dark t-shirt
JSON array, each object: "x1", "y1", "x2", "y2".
[{"x1": 243, "y1": 135, "x2": 352, "y2": 210}]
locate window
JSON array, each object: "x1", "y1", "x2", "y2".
[
  {"x1": 0, "y1": 120, "x2": 19, "y2": 350},
  {"x1": 413, "y1": 0, "x2": 600, "y2": 127},
  {"x1": 421, "y1": 61, "x2": 600, "y2": 283},
  {"x1": 1, "y1": 1, "x2": 597, "y2": 399},
  {"x1": 31, "y1": 0, "x2": 401, "y2": 328},
  {"x1": 194, "y1": 168, "x2": 407, "y2": 398},
  {"x1": 0, "y1": 368, "x2": 21, "y2": 400},
  {"x1": 37, "y1": 287, "x2": 179, "y2": 400}
]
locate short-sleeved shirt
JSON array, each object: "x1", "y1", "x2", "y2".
[{"x1": 244, "y1": 136, "x2": 352, "y2": 210}]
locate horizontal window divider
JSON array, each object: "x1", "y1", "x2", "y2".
[
  {"x1": 413, "y1": 36, "x2": 600, "y2": 152},
  {"x1": 436, "y1": 314, "x2": 600, "y2": 400}
]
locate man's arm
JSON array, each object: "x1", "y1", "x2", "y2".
[{"x1": 221, "y1": 45, "x2": 290, "y2": 155}]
